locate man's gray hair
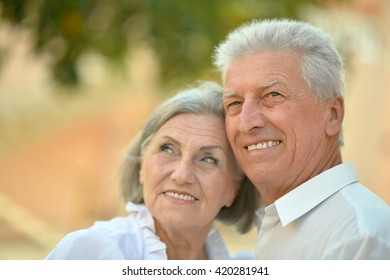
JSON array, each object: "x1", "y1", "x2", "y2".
[{"x1": 213, "y1": 18, "x2": 345, "y2": 144}]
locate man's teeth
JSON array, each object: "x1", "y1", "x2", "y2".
[
  {"x1": 247, "y1": 140, "x2": 281, "y2": 151},
  {"x1": 165, "y1": 191, "x2": 196, "y2": 201}
]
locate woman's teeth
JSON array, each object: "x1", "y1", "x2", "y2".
[{"x1": 164, "y1": 191, "x2": 196, "y2": 201}]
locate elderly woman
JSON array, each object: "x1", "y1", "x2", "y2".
[{"x1": 45, "y1": 81, "x2": 259, "y2": 260}]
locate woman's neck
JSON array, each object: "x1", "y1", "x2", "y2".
[{"x1": 154, "y1": 220, "x2": 211, "y2": 260}]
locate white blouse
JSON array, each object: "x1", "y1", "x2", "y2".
[{"x1": 45, "y1": 202, "x2": 231, "y2": 260}]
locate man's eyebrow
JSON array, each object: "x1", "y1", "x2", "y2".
[
  {"x1": 258, "y1": 79, "x2": 284, "y2": 89},
  {"x1": 223, "y1": 80, "x2": 284, "y2": 99},
  {"x1": 223, "y1": 91, "x2": 238, "y2": 99}
]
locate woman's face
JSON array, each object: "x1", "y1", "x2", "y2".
[{"x1": 140, "y1": 113, "x2": 240, "y2": 230}]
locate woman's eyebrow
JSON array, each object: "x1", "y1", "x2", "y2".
[
  {"x1": 161, "y1": 136, "x2": 226, "y2": 153},
  {"x1": 160, "y1": 135, "x2": 181, "y2": 146},
  {"x1": 200, "y1": 145, "x2": 225, "y2": 152}
]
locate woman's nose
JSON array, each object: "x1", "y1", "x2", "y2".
[
  {"x1": 238, "y1": 100, "x2": 266, "y2": 132},
  {"x1": 170, "y1": 159, "x2": 195, "y2": 185}
]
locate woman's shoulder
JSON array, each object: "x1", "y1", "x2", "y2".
[
  {"x1": 45, "y1": 203, "x2": 166, "y2": 260},
  {"x1": 45, "y1": 216, "x2": 143, "y2": 260}
]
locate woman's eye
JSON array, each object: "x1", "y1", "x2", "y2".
[
  {"x1": 201, "y1": 156, "x2": 218, "y2": 165},
  {"x1": 160, "y1": 144, "x2": 174, "y2": 154}
]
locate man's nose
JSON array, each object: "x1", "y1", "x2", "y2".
[
  {"x1": 170, "y1": 158, "x2": 195, "y2": 185},
  {"x1": 238, "y1": 100, "x2": 266, "y2": 132}
]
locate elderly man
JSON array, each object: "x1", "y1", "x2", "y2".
[{"x1": 213, "y1": 18, "x2": 390, "y2": 259}]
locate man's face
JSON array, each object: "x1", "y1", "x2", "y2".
[{"x1": 223, "y1": 51, "x2": 336, "y2": 204}]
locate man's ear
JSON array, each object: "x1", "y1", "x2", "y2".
[{"x1": 326, "y1": 97, "x2": 344, "y2": 137}]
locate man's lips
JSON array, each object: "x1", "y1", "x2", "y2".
[{"x1": 246, "y1": 140, "x2": 281, "y2": 151}]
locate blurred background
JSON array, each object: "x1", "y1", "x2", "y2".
[{"x1": 0, "y1": 0, "x2": 389, "y2": 259}]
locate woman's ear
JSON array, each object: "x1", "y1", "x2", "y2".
[
  {"x1": 224, "y1": 198, "x2": 235, "y2": 208},
  {"x1": 139, "y1": 165, "x2": 144, "y2": 185},
  {"x1": 224, "y1": 180, "x2": 241, "y2": 208},
  {"x1": 326, "y1": 97, "x2": 344, "y2": 137}
]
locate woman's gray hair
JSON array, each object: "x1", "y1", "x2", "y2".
[
  {"x1": 213, "y1": 18, "x2": 345, "y2": 145},
  {"x1": 119, "y1": 81, "x2": 260, "y2": 233}
]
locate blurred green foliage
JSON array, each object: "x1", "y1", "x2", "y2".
[{"x1": 0, "y1": 0, "x2": 326, "y2": 88}]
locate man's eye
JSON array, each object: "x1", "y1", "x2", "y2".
[
  {"x1": 263, "y1": 91, "x2": 285, "y2": 106},
  {"x1": 225, "y1": 100, "x2": 242, "y2": 111},
  {"x1": 228, "y1": 101, "x2": 241, "y2": 107},
  {"x1": 268, "y1": 91, "x2": 281, "y2": 97}
]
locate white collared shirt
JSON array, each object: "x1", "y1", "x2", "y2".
[
  {"x1": 255, "y1": 162, "x2": 390, "y2": 259},
  {"x1": 46, "y1": 202, "x2": 230, "y2": 260}
]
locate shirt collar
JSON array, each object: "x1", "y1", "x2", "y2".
[
  {"x1": 125, "y1": 202, "x2": 229, "y2": 259},
  {"x1": 205, "y1": 226, "x2": 230, "y2": 259},
  {"x1": 274, "y1": 161, "x2": 359, "y2": 227}
]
